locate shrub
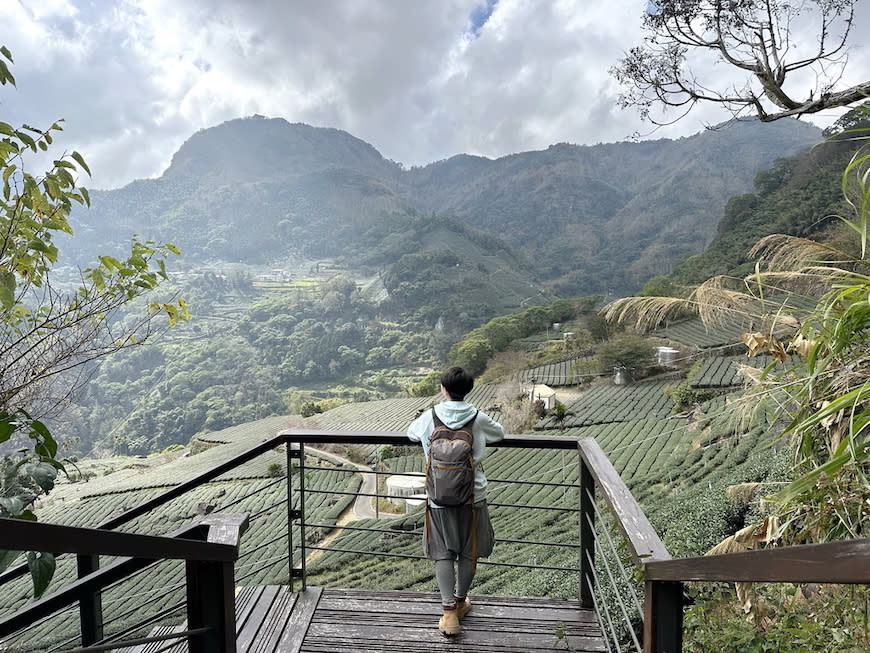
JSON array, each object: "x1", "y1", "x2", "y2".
[{"x1": 596, "y1": 335, "x2": 655, "y2": 375}]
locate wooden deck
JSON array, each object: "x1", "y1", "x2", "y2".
[{"x1": 132, "y1": 586, "x2": 606, "y2": 652}]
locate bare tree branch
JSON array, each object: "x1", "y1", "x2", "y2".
[{"x1": 612, "y1": 0, "x2": 865, "y2": 124}]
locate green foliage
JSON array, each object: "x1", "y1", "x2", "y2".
[
  {"x1": 0, "y1": 412, "x2": 61, "y2": 594},
  {"x1": 405, "y1": 370, "x2": 440, "y2": 397},
  {"x1": 731, "y1": 133, "x2": 870, "y2": 543},
  {"x1": 300, "y1": 401, "x2": 323, "y2": 418},
  {"x1": 59, "y1": 113, "x2": 818, "y2": 305},
  {"x1": 670, "y1": 107, "x2": 870, "y2": 286},
  {"x1": 665, "y1": 379, "x2": 720, "y2": 411},
  {"x1": 547, "y1": 401, "x2": 575, "y2": 430},
  {"x1": 448, "y1": 299, "x2": 584, "y2": 376},
  {"x1": 595, "y1": 334, "x2": 655, "y2": 375},
  {"x1": 638, "y1": 275, "x2": 683, "y2": 298},
  {"x1": 684, "y1": 584, "x2": 870, "y2": 653},
  {"x1": 0, "y1": 48, "x2": 182, "y2": 596}
]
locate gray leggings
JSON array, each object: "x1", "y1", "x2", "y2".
[{"x1": 434, "y1": 556, "x2": 476, "y2": 607}]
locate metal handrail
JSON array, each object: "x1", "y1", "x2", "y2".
[{"x1": 2, "y1": 428, "x2": 867, "y2": 653}]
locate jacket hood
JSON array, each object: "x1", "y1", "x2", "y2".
[{"x1": 434, "y1": 401, "x2": 478, "y2": 429}]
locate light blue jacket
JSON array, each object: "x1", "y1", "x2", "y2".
[{"x1": 407, "y1": 400, "x2": 505, "y2": 504}]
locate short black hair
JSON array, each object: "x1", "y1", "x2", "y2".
[{"x1": 441, "y1": 366, "x2": 474, "y2": 401}]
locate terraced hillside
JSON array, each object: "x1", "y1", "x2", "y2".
[
  {"x1": 518, "y1": 353, "x2": 594, "y2": 387},
  {"x1": 3, "y1": 363, "x2": 782, "y2": 650},
  {"x1": 1, "y1": 416, "x2": 362, "y2": 652},
  {"x1": 687, "y1": 353, "x2": 798, "y2": 389},
  {"x1": 536, "y1": 378, "x2": 676, "y2": 430},
  {"x1": 301, "y1": 372, "x2": 778, "y2": 600}
]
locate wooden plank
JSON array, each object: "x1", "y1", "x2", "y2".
[
  {"x1": 275, "y1": 586, "x2": 323, "y2": 653},
  {"x1": 250, "y1": 588, "x2": 295, "y2": 653},
  {"x1": 303, "y1": 623, "x2": 606, "y2": 652},
  {"x1": 646, "y1": 536, "x2": 870, "y2": 583},
  {"x1": 202, "y1": 513, "x2": 250, "y2": 547},
  {"x1": 301, "y1": 638, "x2": 604, "y2": 653},
  {"x1": 304, "y1": 588, "x2": 605, "y2": 653},
  {"x1": 315, "y1": 597, "x2": 595, "y2": 624},
  {"x1": 235, "y1": 585, "x2": 268, "y2": 634},
  {"x1": 323, "y1": 588, "x2": 588, "y2": 609},
  {"x1": 311, "y1": 609, "x2": 602, "y2": 633},
  {"x1": 237, "y1": 585, "x2": 282, "y2": 651}
]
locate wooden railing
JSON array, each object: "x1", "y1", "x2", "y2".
[
  {"x1": 1, "y1": 429, "x2": 868, "y2": 653},
  {"x1": 576, "y1": 437, "x2": 870, "y2": 652},
  {"x1": 578, "y1": 438, "x2": 679, "y2": 652},
  {"x1": 0, "y1": 513, "x2": 248, "y2": 652}
]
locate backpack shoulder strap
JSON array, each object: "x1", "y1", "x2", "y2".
[{"x1": 432, "y1": 408, "x2": 444, "y2": 428}]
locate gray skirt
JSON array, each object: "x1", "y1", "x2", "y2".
[{"x1": 423, "y1": 501, "x2": 495, "y2": 561}]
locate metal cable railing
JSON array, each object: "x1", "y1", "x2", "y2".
[
  {"x1": 5, "y1": 431, "x2": 868, "y2": 653},
  {"x1": 585, "y1": 550, "x2": 620, "y2": 653},
  {"x1": 0, "y1": 433, "x2": 622, "y2": 653},
  {"x1": 288, "y1": 444, "x2": 587, "y2": 599},
  {"x1": 0, "y1": 603, "x2": 80, "y2": 651},
  {"x1": 576, "y1": 483, "x2": 646, "y2": 652}
]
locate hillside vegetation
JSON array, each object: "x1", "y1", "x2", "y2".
[
  {"x1": 659, "y1": 108, "x2": 870, "y2": 288},
  {"x1": 66, "y1": 115, "x2": 820, "y2": 298}
]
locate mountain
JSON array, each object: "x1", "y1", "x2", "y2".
[
  {"x1": 404, "y1": 119, "x2": 822, "y2": 294},
  {"x1": 66, "y1": 114, "x2": 821, "y2": 298},
  {"x1": 666, "y1": 123, "x2": 870, "y2": 286}
]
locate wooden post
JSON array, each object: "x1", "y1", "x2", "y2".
[
  {"x1": 579, "y1": 454, "x2": 595, "y2": 609},
  {"x1": 643, "y1": 580, "x2": 683, "y2": 653},
  {"x1": 184, "y1": 514, "x2": 248, "y2": 653},
  {"x1": 76, "y1": 553, "x2": 103, "y2": 646},
  {"x1": 185, "y1": 559, "x2": 237, "y2": 653}
]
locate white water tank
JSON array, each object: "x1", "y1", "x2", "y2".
[
  {"x1": 656, "y1": 347, "x2": 680, "y2": 367},
  {"x1": 405, "y1": 493, "x2": 428, "y2": 513},
  {"x1": 385, "y1": 474, "x2": 426, "y2": 506}
]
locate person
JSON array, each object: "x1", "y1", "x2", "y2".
[{"x1": 406, "y1": 366, "x2": 505, "y2": 637}]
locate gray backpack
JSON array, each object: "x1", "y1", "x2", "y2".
[{"x1": 426, "y1": 409, "x2": 478, "y2": 506}]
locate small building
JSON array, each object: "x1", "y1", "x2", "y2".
[{"x1": 528, "y1": 384, "x2": 557, "y2": 410}]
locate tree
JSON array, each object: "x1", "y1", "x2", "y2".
[
  {"x1": 548, "y1": 401, "x2": 576, "y2": 431},
  {"x1": 0, "y1": 46, "x2": 187, "y2": 595},
  {"x1": 596, "y1": 334, "x2": 656, "y2": 376},
  {"x1": 612, "y1": 0, "x2": 869, "y2": 125}
]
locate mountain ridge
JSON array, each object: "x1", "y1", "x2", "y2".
[{"x1": 67, "y1": 114, "x2": 822, "y2": 297}]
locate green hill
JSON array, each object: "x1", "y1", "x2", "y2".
[
  {"x1": 665, "y1": 107, "x2": 870, "y2": 286},
  {"x1": 2, "y1": 367, "x2": 783, "y2": 651},
  {"x1": 65, "y1": 115, "x2": 820, "y2": 298}
]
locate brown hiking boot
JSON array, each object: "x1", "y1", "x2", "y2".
[
  {"x1": 454, "y1": 596, "x2": 472, "y2": 620},
  {"x1": 438, "y1": 605, "x2": 461, "y2": 636}
]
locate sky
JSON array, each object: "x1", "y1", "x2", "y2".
[{"x1": 1, "y1": 0, "x2": 867, "y2": 190}]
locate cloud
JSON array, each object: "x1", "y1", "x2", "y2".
[{"x1": 0, "y1": 0, "x2": 866, "y2": 189}]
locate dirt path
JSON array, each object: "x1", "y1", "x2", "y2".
[
  {"x1": 304, "y1": 446, "x2": 404, "y2": 564},
  {"x1": 305, "y1": 505, "x2": 358, "y2": 564}
]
